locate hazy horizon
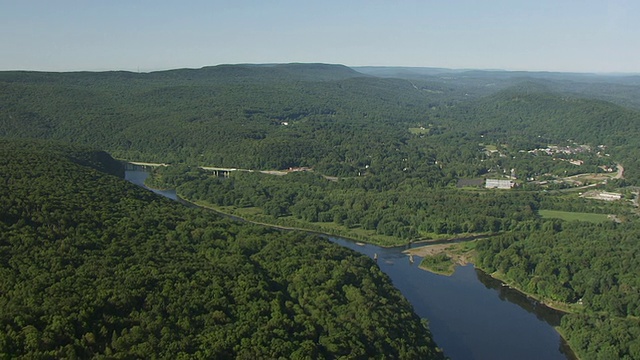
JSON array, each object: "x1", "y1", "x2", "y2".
[
  {"x1": 2, "y1": 1, "x2": 638, "y2": 74},
  {"x1": 2, "y1": 63, "x2": 638, "y2": 77}
]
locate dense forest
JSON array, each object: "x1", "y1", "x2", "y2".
[
  {"x1": 2, "y1": 64, "x2": 640, "y2": 359},
  {"x1": 476, "y1": 221, "x2": 640, "y2": 358},
  {"x1": 145, "y1": 162, "x2": 633, "y2": 247},
  {"x1": 163, "y1": 168, "x2": 538, "y2": 244},
  {"x1": 0, "y1": 139, "x2": 444, "y2": 359},
  {"x1": 2, "y1": 64, "x2": 640, "y2": 182}
]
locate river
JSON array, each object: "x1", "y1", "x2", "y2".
[
  {"x1": 125, "y1": 170, "x2": 575, "y2": 360},
  {"x1": 125, "y1": 170, "x2": 179, "y2": 200}
]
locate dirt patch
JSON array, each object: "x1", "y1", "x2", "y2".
[
  {"x1": 404, "y1": 243, "x2": 453, "y2": 257},
  {"x1": 404, "y1": 243, "x2": 473, "y2": 267}
]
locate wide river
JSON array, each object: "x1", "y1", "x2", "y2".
[{"x1": 126, "y1": 170, "x2": 575, "y2": 360}]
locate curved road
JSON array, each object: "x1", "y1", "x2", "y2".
[{"x1": 615, "y1": 163, "x2": 624, "y2": 179}]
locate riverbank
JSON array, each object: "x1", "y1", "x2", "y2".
[
  {"x1": 482, "y1": 270, "x2": 580, "y2": 314},
  {"x1": 177, "y1": 196, "x2": 381, "y2": 246},
  {"x1": 176, "y1": 195, "x2": 413, "y2": 247},
  {"x1": 404, "y1": 239, "x2": 477, "y2": 275},
  {"x1": 408, "y1": 240, "x2": 577, "y2": 314},
  {"x1": 408, "y1": 241, "x2": 578, "y2": 358},
  {"x1": 133, "y1": 178, "x2": 378, "y2": 246},
  {"x1": 175, "y1": 183, "x2": 580, "y2": 322},
  {"x1": 185, "y1": 186, "x2": 580, "y2": 321},
  {"x1": 127, "y1": 170, "x2": 576, "y2": 359}
]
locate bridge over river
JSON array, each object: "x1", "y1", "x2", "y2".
[
  {"x1": 121, "y1": 161, "x2": 288, "y2": 177},
  {"x1": 122, "y1": 161, "x2": 168, "y2": 171}
]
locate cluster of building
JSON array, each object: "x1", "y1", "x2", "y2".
[{"x1": 527, "y1": 144, "x2": 591, "y2": 156}]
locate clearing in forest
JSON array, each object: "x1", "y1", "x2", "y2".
[{"x1": 538, "y1": 210, "x2": 611, "y2": 223}]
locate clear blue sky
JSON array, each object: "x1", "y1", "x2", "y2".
[{"x1": 1, "y1": 0, "x2": 638, "y2": 73}]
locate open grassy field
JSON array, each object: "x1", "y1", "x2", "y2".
[{"x1": 538, "y1": 209, "x2": 611, "y2": 223}]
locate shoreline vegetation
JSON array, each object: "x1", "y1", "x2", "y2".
[
  {"x1": 1, "y1": 142, "x2": 447, "y2": 359},
  {"x1": 407, "y1": 239, "x2": 578, "y2": 314},
  {"x1": 407, "y1": 241, "x2": 581, "y2": 359},
  {"x1": 165, "y1": 181, "x2": 583, "y2": 317},
  {"x1": 406, "y1": 240, "x2": 477, "y2": 276},
  {"x1": 139, "y1": 169, "x2": 640, "y2": 359},
  {"x1": 139, "y1": 170, "x2": 409, "y2": 247},
  {"x1": 163, "y1": 184, "x2": 582, "y2": 356},
  {"x1": 176, "y1": 194, "x2": 418, "y2": 248},
  {"x1": 163, "y1": 179, "x2": 559, "y2": 304},
  {"x1": 172, "y1": 192, "x2": 391, "y2": 247}
]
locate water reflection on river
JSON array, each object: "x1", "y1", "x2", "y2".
[
  {"x1": 125, "y1": 170, "x2": 574, "y2": 360},
  {"x1": 331, "y1": 238, "x2": 574, "y2": 360},
  {"x1": 125, "y1": 170, "x2": 178, "y2": 200}
]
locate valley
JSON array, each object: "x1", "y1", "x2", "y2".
[{"x1": 2, "y1": 64, "x2": 640, "y2": 359}]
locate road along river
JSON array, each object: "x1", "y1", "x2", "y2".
[{"x1": 125, "y1": 170, "x2": 575, "y2": 360}]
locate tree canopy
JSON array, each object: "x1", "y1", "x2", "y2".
[
  {"x1": 3, "y1": 64, "x2": 640, "y2": 359},
  {"x1": 0, "y1": 139, "x2": 444, "y2": 359}
]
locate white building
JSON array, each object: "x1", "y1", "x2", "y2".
[
  {"x1": 485, "y1": 179, "x2": 514, "y2": 189},
  {"x1": 600, "y1": 192, "x2": 622, "y2": 201}
]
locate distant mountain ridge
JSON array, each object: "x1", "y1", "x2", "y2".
[
  {"x1": 355, "y1": 65, "x2": 640, "y2": 108},
  {"x1": 355, "y1": 65, "x2": 640, "y2": 80},
  {"x1": 148, "y1": 63, "x2": 370, "y2": 83},
  {"x1": 2, "y1": 62, "x2": 640, "y2": 180},
  {"x1": 0, "y1": 63, "x2": 368, "y2": 85},
  {"x1": 0, "y1": 63, "x2": 445, "y2": 170}
]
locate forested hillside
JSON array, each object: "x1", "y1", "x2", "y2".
[
  {"x1": 3, "y1": 64, "x2": 640, "y2": 359},
  {"x1": 0, "y1": 139, "x2": 444, "y2": 359},
  {"x1": 434, "y1": 84, "x2": 640, "y2": 182},
  {"x1": 0, "y1": 64, "x2": 449, "y2": 172},
  {"x1": 460, "y1": 86, "x2": 640, "y2": 144},
  {"x1": 2, "y1": 64, "x2": 640, "y2": 182},
  {"x1": 357, "y1": 66, "x2": 640, "y2": 109}
]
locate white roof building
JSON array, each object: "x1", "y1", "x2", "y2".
[{"x1": 485, "y1": 179, "x2": 514, "y2": 189}]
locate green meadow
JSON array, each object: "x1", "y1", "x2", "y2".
[{"x1": 538, "y1": 210, "x2": 611, "y2": 223}]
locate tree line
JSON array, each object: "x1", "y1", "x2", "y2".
[{"x1": 475, "y1": 220, "x2": 640, "y2": 359}]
